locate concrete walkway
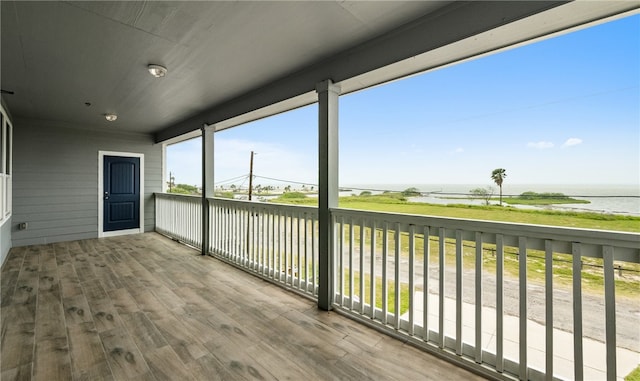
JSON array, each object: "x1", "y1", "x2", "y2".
[{"x1": 403, "y1": 291, "x2": 639, "y2": 380}]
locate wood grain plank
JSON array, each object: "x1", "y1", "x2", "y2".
[
  {"x1": 32, "y1": 336, "x2": 72, "y2": 381},
  {"x1": 189, "y1": 353, "x2": 237, "y2": 381},
  {"x1": 67, "y1": 322, "x2": 111, "y2": 380},
  {"x1": 107, "y1": 288, "x2": 140, "y2": 315},
  {"x1": 1, "y1": 270, "x2": 20, "y2": 307},
  {"x1": 128, "y1": 289, "x2": 166, "y2": 318},
  {"x1": 57, "y1": 263, "x2": 83, "y2": 298},
  {"x1": 73, "y1": 255, "x2": 97, "y2": 283},
  {"x1": 81, "y1": 278, "x2": 108, "y2": 301},
  {"x1": 35, "y1": 283, "x2": 66, "y2": 341},
  {"x1": 119, "y1": 311, "x2": 167, "y2": 352},
  {"x1": 150, "y1": 313, "x2": 208, "y2": 364},
  {"x1": 38, "y1": 245, "x2": 57, "y2": 272},
  {"x1": 1, "y1": 247, "x2": 26, "y2": 273},
  {"x1": 203, "y1": 334, "x2": 276, "y2": 381},
  {"x1": 100, "y1": 327, "x2": 150, "y2": 379},
  {"x1": 172, "y1": 287, "x2": 217, "y2": 314},
  {"x1": 0, "y1": 363, "x2": 32, "y2": 381},
  {"x1": 0, "y1": 321, "x2": 35, "y2": 372},
  {"x1": 63, "y1": 294, "x2": 93, "y2": 326},
  {"x1": 148, "y1": 283, "x2": 186, "y2": 311},
  {"x1": 144, "y1": 345, "x2": 194, "y2": 381},
  {"x1": 86, "y1": 297, "x2": 122, "y2": 333}
]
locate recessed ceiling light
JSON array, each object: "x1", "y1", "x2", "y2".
[
  {"x1": 105, "y1": 114, "x2": 117, "y2": 122},
  {"x1": 147, "y1": 64, "x2": 167, "y2": 78}
]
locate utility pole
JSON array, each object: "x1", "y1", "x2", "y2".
[
  {"x1": 248, "y1": 151, "x2": 255, "y2": 201},
  {"x1": 168, "y1": 172, "x2": 175, "y2": 192}
]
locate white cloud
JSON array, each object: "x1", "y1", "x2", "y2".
[
  {"x1": 563, "y1": 137, "x2": 583, "y2": 147},
  {"x1": 449, "y1": 147, "x2": 464, "y2": 154},
  {"x1": 527, "y1": 141, "x2": 554, "y2": 149}
]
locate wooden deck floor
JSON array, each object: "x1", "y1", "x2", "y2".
[{"x1": 1, "y1": 233, "x2": 485, "y2": 380}]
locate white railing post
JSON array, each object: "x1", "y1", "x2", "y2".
[{"x1": 316, "y1": 79, "x2": 340, "y2": 311}]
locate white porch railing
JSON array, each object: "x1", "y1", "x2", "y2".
[
  {"x1": 209, "y1": 198, "x2": 320, "y2": 298},
  {"x1": 331, "y1": 208, "x2": 639, "y2": 381},
  {"x1": 155, "y1": 193, "x2": 202, "y2": 248},
  {"x1": 154, "y1": 193, "x2": 639, "y2": 381}
]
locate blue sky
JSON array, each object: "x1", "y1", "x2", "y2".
[{"x1": 167, "y1": 14, "x2": 639, "y2": 189}]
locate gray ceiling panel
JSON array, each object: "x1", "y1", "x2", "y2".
[{"x1": 1, "y1": 1, "x2": 636, "y2": 140}]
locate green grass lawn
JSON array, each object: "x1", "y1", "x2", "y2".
[
  {"x1": 627, "y1": 365, "x2": 640, "y2": 381},
  {"x1": 271, "y1": 193, "x2": 640, "y2": 232},
  {"x1": 341, "y1": 270, "x2": 410, "y2": 315}
]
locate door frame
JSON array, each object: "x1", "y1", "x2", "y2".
[{"x1": 98, "y1": 151, "x2": 145, "y2": 238}]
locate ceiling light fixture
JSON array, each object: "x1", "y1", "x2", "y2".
[
  {"x1": 105, "y1": 114, "x2": 117, "y2": 122},
  {"x1": 147, "y1": 64, "x2": 168, "y2": 78}
]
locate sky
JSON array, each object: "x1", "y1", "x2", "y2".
[{"x1": 167, "y1": 14, "x2": 640, "y2": 189}]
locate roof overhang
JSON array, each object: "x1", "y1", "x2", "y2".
[{"x1": 1, "y1": 1, "x2": 637, "y2": 144}]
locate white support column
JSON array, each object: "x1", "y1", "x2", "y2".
[
  {"x1": 201, "y1": 124, "x2": 215, "y2": 255},
  {"x1": 316, "y1": 79, "x2": 340, "y2": 311},
  {"x1": 203, "y1": 125, "x2": 215, "y2": 198},
  {"x1": 161, "y1": 143, "x2": 168, "y2": 192}
]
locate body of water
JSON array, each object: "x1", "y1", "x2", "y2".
[{"x1": 343, "y1": 184, "x2": 640, "y2": 216}]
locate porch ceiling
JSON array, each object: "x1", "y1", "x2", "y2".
[{"x1": 1, "y1": 1, "x2": 637, "y2": 142}]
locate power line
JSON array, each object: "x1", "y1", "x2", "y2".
[
  {"x1": 216, "y1": 174, "x2": 249, "y2": 185},
  {"x1": 253, "y1": 175, "x2": 315, "y2": 187}
]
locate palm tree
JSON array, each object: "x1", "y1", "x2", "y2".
[{"x1": 491, "y1": 168, "x2": 507, "y2": 206}]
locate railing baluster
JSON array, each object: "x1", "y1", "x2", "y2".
[
  {"x1": 311, "y1": 216, "x2": 316, "y2": 296},
  {"x1": 409, "y1": 224, "x2": 415, "y2": 336},
  {"x1": 370, "y1": 220, "x2": 376, "y2": 320},
  {"x1": 303, "y1": 214, "x2": 308, "y2": 291},
  {"x1": 438, "y1": 227, "x2": 445, "y2": 349},
  {"x1": 339, "y1": 216, "x2": 344, "y2": 305},
  {"x1": 496, "y1": 234, "x2": 504, "y2": 373},
  {"x1": 455, "y1": 229, "x2": 463, "y2": 355},
  {"x1": 519, "y1": 236, "x2": 528, "y2": 380},
  {"x1": 349, "y1": 218, "x2": 354, "y2": 310},
  {"x1": 382, "y1": 222, "x2": 388, "y2": 325},
  {"x1": 475, "y1": 231, "x2": 482, "y2": 363},
  {"x1": 359, "y1": 218, "x2": 365, "y2": 314},
  {"x1": 545, "y1": 239, "x2": 554, "y2": 380},
  {"x1": 573, "y1": 243, "x2": 584, "y2": 381},
  {"x1": 270, "y1": 211, "x2": 275, "y2": 279},
  {"x1": 284, "y1": 212, "x2": 293, "y2": 284},
  {"x1": 603, "y1": 245, "x2": 617, "y2": 381},
  {"x1": 394, "y1": 223, "x2": 401, "y2": 330},
  {"x1": 289, "y1": 212, "x2": 293, "y2": 285},
  {"x1": 297, "y1": 213, "x2": 301, "y2": 289},
  {"x1": 423, "y1": 226, "x2": 430, "y2": 341},
  {"x1": 277, "y1": 212, "x2": 282, "y2": 282}
]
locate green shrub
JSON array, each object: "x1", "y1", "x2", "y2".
[
  {"x1": 215, "y1": 191, "x2": 234, "y2": 199},
  {"x1": 279, "y1": 192, "x2": 307, "y2": 199},
  {"x1": 401, "y1": 187, "x2": 421, "y2": 197}
]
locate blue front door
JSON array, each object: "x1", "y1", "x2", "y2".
[{"x1": 103, "y1": 156, "x2": 140, "y2": 232}]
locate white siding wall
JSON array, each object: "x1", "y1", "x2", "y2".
[{"x1": 12, "y1": 119, "x2": 162, "y2": 247}]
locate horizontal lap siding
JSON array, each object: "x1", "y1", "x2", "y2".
[{"x1": 12, "y1": 120, "x2": 162, "y2": 246}]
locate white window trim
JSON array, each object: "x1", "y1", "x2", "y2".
[
  {"x1": 98, "y1": 151, "x2": 145, "y2": 238},
  {"x1": 0, "y1": 105, "x2": 12, "y2": 226}
]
